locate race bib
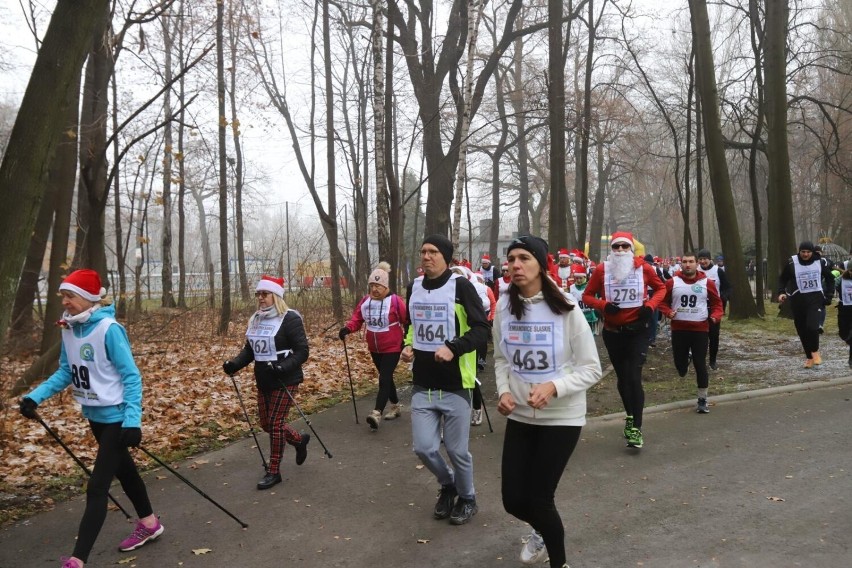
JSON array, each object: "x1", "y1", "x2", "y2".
[
  {"x1": 792, "y1": 256, "x2": 822, "y2": 295},
  {"x1": 246, "y1": 314, "x2": 285, "y2": 362},
  {"x1": 604, "y1": 267, "x2": 644, "y2": 308}
]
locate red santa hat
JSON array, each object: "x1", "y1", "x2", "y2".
[
  {"x1": 481, "y1": 253, "x2": 491, "y2": 264},
  {"x1": 558, "y1": 248, "x2": 570, "y2": 259},
  {"x1": 501, "y1": 261, "x2": 509, "y2": 270},
  {"x1": 570, "y1": 264, "x2": 587, "y2": 277},
  {"x1": 256, "y1": 275, "x2": 285, "y2": 297},
  {"x1": 462, "y1": 259, "x2": 472, "y2": 269},
  {"x1": 59, "y1": 269, "x2": 106, "y2": 302},
  {"x1": 610, "y1": 231, "x2": 634, "y2": 250}
]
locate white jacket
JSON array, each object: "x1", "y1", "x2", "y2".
[{"x1": 493, "y1": 291, "x2": 602, "y2": 426}]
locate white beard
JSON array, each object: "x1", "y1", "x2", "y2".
[{"x1": 607, "y1": 250, "x2": 634, "y2": 282}]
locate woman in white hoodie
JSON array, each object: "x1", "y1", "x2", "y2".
[{"x1": 494, "y1": 236, "x2": 602, "y2": 568}]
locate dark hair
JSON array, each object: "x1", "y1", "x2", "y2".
[{"x1": 508, "y1": 269, "x2": 574, "y2": 319}]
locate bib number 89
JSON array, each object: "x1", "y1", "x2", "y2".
[
  {"x1": 512, "y1": 349, "x2": 549, "y2": 371},
  {"x1": 71, "y1": 364, "x2": 91, "y2": 389}
]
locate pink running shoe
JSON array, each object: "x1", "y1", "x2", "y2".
[
  {"x1": 119, "y1": 519, "x2": 164, "y2": 551},
  {"x1": 60, "y1": 557, "x2": 83, "y2": 568}
]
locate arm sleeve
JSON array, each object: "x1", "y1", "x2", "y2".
[
  {"x1": 823, "y1": 265, "x2": 835, "y2": 299},
  {"x1": 707, "y1": 280, "x2": 724, "y2": 321},
  {"x1": 777, "y1": 262, "x2": 793, "y2": 296},
  {"x1": 275, "y1": 312, "x2": 310, "y2": 375},
  {"x1": 492, "y1": 306, "x2": 511, "y2": 397},
  {"x1": 446, "y1": 277, "x2": 490, "y2": 357},
  {"x1": 344, "y1": 296, "x2": 367, "y2": 333},
  {"x1": 104, "y1": 323, "x2": 143, "y2": 428},
  {"x1": 551, "y1": 308, "x2": 602, "y2": 398},
  {"x1": 658, "y1": 280, "x2": 675, "y2": 318},
  {"x1": 582, "y1": 268, "x2": 607, "y2": 311},
  {"x1": 25, "y1": 342, "x2": 73, "y2": 405},
  {"x1": 718, "y1": 270, "x2": 732, "y2": 299},
  {"x1": 230, "y1": 341, "x2": 255, "y2": 370},
  {"x1": 404, "y1": 283, "x2": 414, "y2": 347}
]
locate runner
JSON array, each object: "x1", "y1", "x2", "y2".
[
  {"x1": 659, "y1": 253, "x2": 724, "y2": 413},
  {"x1": 583, "y1": 231, "x2": 665, "y2": 449},
  {"x1": 494, "y1": 235, "x2": 601, "y2": 568},
  {"x1": 223, "y1": 275, "x2": 311, "y2": 489},
  {"x1": 400, "y1": 234, "x2": 489, "y2": 525},
  {"x1": 339, "y1": 262, "x2": 408, "y2": 431},
  {"x1": 837, "y1": 264, "x2": 852, "y2": 368},
  {"x1": 19, "y1": 269, "x2": 164, "y2": 568},
  {"x1": 568, "y1": 263, "x2": 598, "y2": 333},
  {"x1": 696, "y1": 249, "x2": 730, "y2": 369},
  {"x1": 776, "y1": 241, "x2": 835, "y2": 368}
]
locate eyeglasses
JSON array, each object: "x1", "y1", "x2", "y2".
[
  {"x1": 254, "y1": 291, "x2": 271, "y2": 298},
  {"x1": 611, "y1": 243, "x2": 631, "y2": 250}
]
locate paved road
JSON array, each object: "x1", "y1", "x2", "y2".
[{"x1": 1, "y1": 377, "x2": 850, "y2": 568}]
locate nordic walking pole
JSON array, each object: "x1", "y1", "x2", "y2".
[
  {"x1": 279, "y1": 384, "x2": 333, "y2": 459},
  {"x1": 228, "y1": 374, "x2": 268, "y2": 471},
  {"x1": 35, "y1": 415, "x2": 132, "y2": 519},
  {"x1": 341, "y1": 336, "x2": 359, "y2": 424},
  {"x1": 474, "y1": 379, "x2": 493, "y2": 433},
  {"x1": 137, "y1": 446, "x2": 248, "y2": 529}
]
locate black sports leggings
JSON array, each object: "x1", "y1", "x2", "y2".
[
  {"x1": 672, "y1": 330, "x2": 709, "y2": 389},
  {"x1": 792, "y1": 295, "x2": 823, "y2": 357},
  {"x1": 502, "y1": 419, "x2": 581, "y2": 568},
  {"x1": 370, "y1": 352, "x2": 400, "y2": 412},
  {"x1": 74, "y1": 421, "x2": 153, "y2": 562},
  {"x1": 602, "y1": 327, "x2": 649, "y2": 427}
]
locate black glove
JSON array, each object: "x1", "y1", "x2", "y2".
[
  {"x1": 223, "y1": 360, "x2": 239, "y2": 375},
  {"x1": 604, "y1": 302, "x2": 621, "y2": 315},
  {"x1": 120, "y1": 427, "x2": 142, "y2": 448},
  {"x1": 19, "y1": 397, "x2": 38, "y2": 419},
  {"x1": 338, "y1": 327, "x2": 350, "y2": 340},
  {"x1": 637, "y1": 305, "x2": 653, "y2": 321}
]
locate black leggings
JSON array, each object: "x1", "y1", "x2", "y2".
[
  {"x1": 602, "y1": 327, "x2": 649, "y2": 428},
  {"x1": 707, "y1": 319, "x2": 721, "y2": 363},
  {"x1": 672, "y1": 330, "x2": 709, "y2": 389},
  {"x1": 792, "y1": 295, "x2": 823, "y2": 357},
  {"x1": 501, "y1": 419, "x2": 581, "y2": 568},
  {"x1": 370, "y1": 352, "x2": 400, "y2": 412},
  {"x1": 74, "y1": 421, "x2": 153, "y2": 562}
]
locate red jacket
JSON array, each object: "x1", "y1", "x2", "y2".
[
  {"x1": 582, "y1": 257, "x2": 666, "y2": 328},
  {"x1": 659, "y1": 271, "x2": 724, "y2": 333},
  {"x1": 343, "y1": 294, "x2": 407, "y2": 353}
]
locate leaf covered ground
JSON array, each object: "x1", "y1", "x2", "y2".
[{"x1": 1, "y1": 305, "x2": 849, "y2": 525}]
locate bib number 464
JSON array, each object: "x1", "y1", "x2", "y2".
[{"x1": 416, "y1": 323, "x2": 446, "y2": 343}]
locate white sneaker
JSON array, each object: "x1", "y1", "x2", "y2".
[
  {"x1": 383, "y1": 403, "x2": 402, "y2": 420},
  {"x1": 366, "y1": 410, "x2": 381, "y2": 430},
  {"x1": 519, "y1": 530, "x2": 547, "y2": 564},
  {"x1": 471, "y1": 409, "x2": 483, "y2": 426}
]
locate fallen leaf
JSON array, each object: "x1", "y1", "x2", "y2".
[
  {"x1": 417, "y1": 539, "x2": 430, "y2": 544},
  {"x1": 118, "y1": 556, "x2": 137, "y2": 564},
  {"x1": 192, "y1": 548, "x2": 213, "y2": 555},
  {"x1": 767, "y1": 496, "x2": 785, "y2": 502}
]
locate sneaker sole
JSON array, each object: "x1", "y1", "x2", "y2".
[
  {"x1": 449, "y1": 507, "x2": 478, "y2": 525},
  {"x1": 119, "y1": 525, "x2": 164, "y2": 551}
]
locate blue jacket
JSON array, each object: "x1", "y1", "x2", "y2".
[{"x1": 25, "y1": 305, "x2": 143, "y2": 427}]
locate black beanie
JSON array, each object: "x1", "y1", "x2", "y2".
[
  {"x1": 644, "y1": 254, "x2": 654, "y2": 263},
  {"x1": 507, "y1": 235, "x2": 550, "y2": 272},
  {"x1": 697, "y1": 249, "x2": 712, "y2": 259},
  {"x1": 422, "y1": 234, "x2": 454, "y2": 265},
  {"x1": 798, "y1": 241, "x2": 815, "y2": 252}
]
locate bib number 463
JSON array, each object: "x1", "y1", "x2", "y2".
[{"x1": 512, "y1": 349, "x2": 549, "y2": 371}]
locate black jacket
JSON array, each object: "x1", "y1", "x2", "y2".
[
  {"x1": 230, "y1": 310, "x2": 309, "y2": 391},
  {"x1": 776, "y1": 253, "x2": 835, "y2": 301}
]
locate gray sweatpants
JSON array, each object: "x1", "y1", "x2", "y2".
[{"x1": 411, "y1": 389, "x2": 475, "y2": 500}]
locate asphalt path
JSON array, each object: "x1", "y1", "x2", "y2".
[{"x1": 1, "y1": 374, "x2": 850, "y2": 568}]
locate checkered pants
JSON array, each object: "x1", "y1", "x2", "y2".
[{"x1": 257, "y1": 386, "x2": 303, "y2": 474}]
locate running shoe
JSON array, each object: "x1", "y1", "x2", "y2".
[
  {"x1": 812, "y1": 352, "x2": 822, "y2": 365},
  {"x1": 366, "y1": 410, "x2": 382, "y2": 431},
  {"x1": 449, "y1": 497, "x2": 478, "y2": 525},
  {"x1": 383, "y1": 403, "x2": 402, "y2": 420},
  {"x1": 623, "y1": 416, "x2": 634, "y2": 439},
  {"x1": 626, "y1": 427, "x2": 644, "y2": 449},
  {"x1": 295, "y1": 433, "x2": 310, "y2": 465},
  {"x1": 434, "y1": 484, "x2": 457, "y2": 520},
  {"x1": 696, "y1": 398, "x2": 709, "y2": 414},
  {"x1": 471, "y1": 409, "x2": 483, "y2": 426},
  {"x1": 519, "y1": 530, "x2": 548, "y2": 564},
  {"x1": 60, "y1": 557, "x2": 83, "y2": 568},
  {"x1": 803, "y1": 358, "x2": 814, "y2": 369},
  {"x1": 119, "y1": 519, "x2": 164, "y2": 551}
]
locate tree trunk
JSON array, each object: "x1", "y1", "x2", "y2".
[
  {"x1": 111, "y1": 73, "x2": 128, "y2": 318},
  {"x1": 548, "y1": 0, "x2": 568, "y2": 247},
  {"x1": 510, "y1": 23, "x2": 531, "y2": 235},
  {"x1": 161, "y1": 11, "x2": 177, "y2": 308},
  {"x1": 574, "y1": 0, "x2": 595, "y2": 247},
  {"x1": 689, "y1": 0, "x2": 758, "y2": 318},
  {"x1": 177, "y1": 0, "x2": 188, "y2": 309},
  {"x1": 764, "y1": 0, "x2": 796, "y2": 282},
  {"x1": 324, "y1": 0, "x2": 342, "y2": 320},
  {"x1": 372, "y1": 0, "x2": 391, "y2": 267},
  {"x1": 385, "y1": 5, "x2": 402, "y2": 290},
  {"x1": 0, "y1": 0, "x2": 110, "y2": 347},
  {"x1": 217, "y1": 0, "x2": 232, "y2": 334},
  {"x1": 229, "y1": 0, "x2": 249, "y2": 303}
]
